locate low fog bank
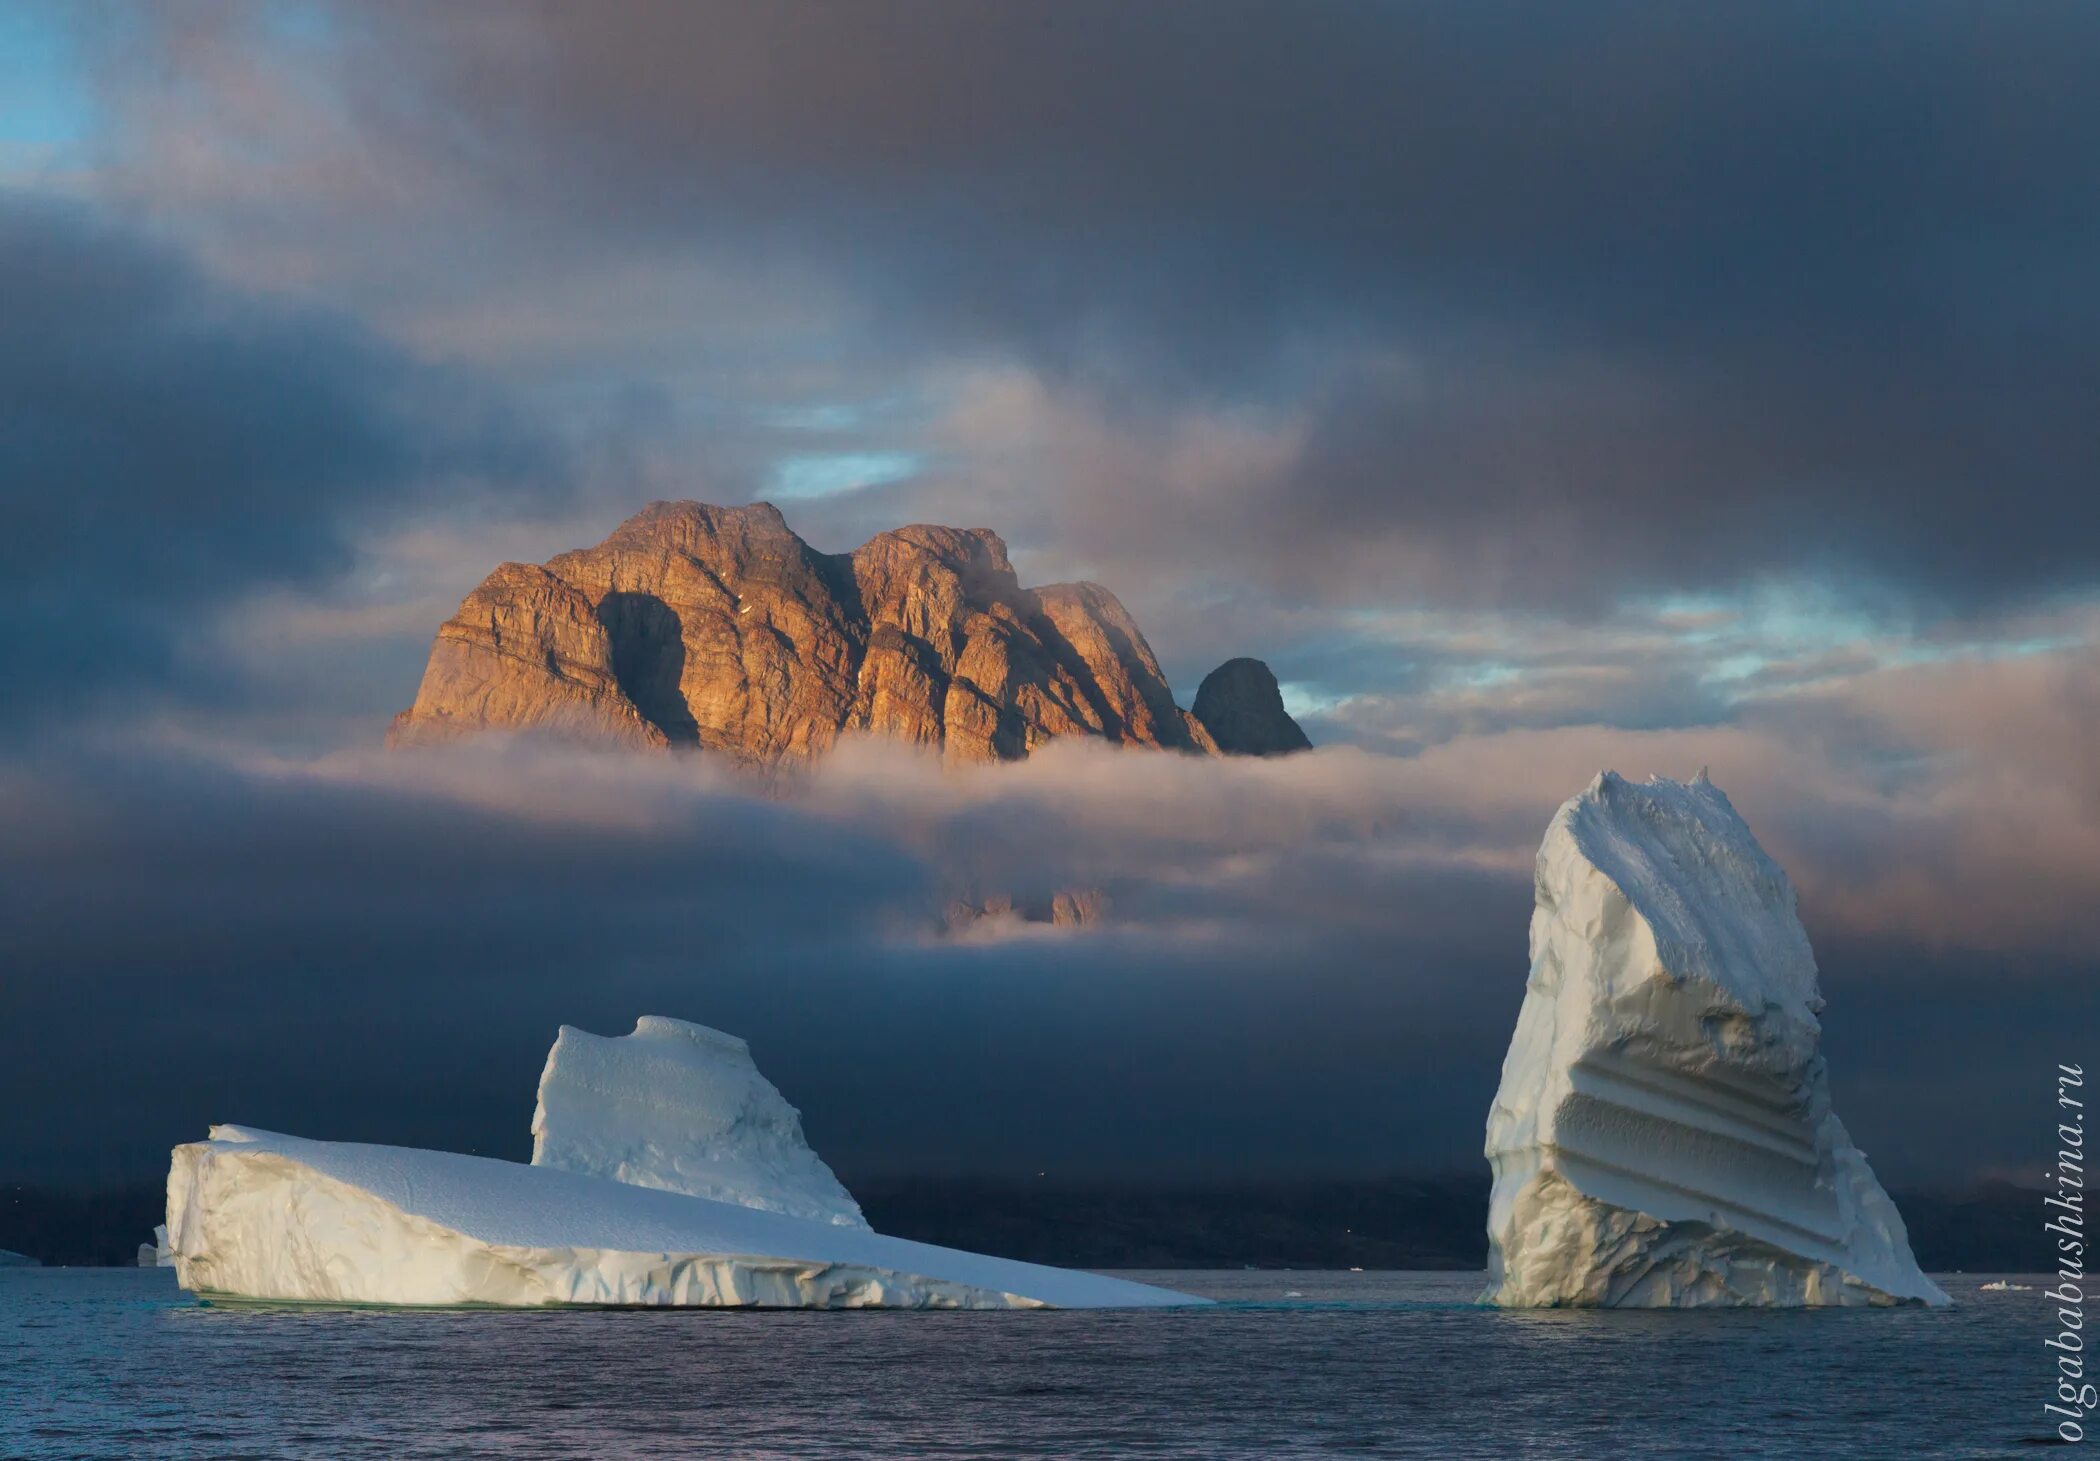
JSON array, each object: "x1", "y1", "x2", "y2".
[{"x1": 2, "y1": 731, "x2": 2091, "y2": 1189}]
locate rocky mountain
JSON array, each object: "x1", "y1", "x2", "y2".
[
  {"x1": 390, "y1": 501, "x2": 1310, "y2": 763},
  {"x1": 1191, "y1": 658, "x2": 1316, "y2": 757}
]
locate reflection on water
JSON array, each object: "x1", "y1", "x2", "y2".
[{"x1": 0, "y1": 1268, "x2": 2051, "y2": 1458}]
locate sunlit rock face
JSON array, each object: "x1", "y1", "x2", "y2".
[
  {"x1": 941, "y1": 888, "x2": 1111, "y2": 935},
  {"x1": 1482, "y1": 771, "x2": 1948, "y2": 1309},
  {"x1": 390, "y1": 501, "x2": 1307, "y2": 763}
]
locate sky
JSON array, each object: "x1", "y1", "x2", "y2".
[{"x1": 2, "y1": 1, "x2": 2096, "y2": 1189}]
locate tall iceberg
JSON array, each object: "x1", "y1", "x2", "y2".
[
  {"x1": 1482, "y1": 771, "x2": 1948, "y2": 1308},
  {"x1": 163, "y1": 1018, "x2": 1202, "y2": 1310},
  {"x1": 531, "y1": 1017, "x2": 866, "y2": 1228}
]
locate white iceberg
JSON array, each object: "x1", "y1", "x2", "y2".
[
  {"x1": 532, "y1": 1017, "x2": 866, "y2": 1228},
  {"x1": 165, "y1": 1126, "x2": 1193, "y2": 1308},
  {"x1": 137, "y1": 1223, "x2": 173, "y2": 1267},
  {"x1": 164, "y1": 1017, "x2": 1203, "y2": 1310},
  {"x1": 1482, "y1": 771, "x2": 1948, "y2": 1308},
  {"x1": 0, "y1": 1248, "x2": 39, "y2": 1268}
]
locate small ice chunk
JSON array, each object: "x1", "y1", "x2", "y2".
[{"x1": 136, "y1": 1223, "x2": 173, "y2": 1267}]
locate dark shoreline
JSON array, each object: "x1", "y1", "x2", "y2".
[{"x1": 3, "y1": 1174, "x2": 2047, "y2": 1272}]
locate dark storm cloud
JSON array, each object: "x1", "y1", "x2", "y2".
[
  {"x1": 0, "y1": 742, "x2": 1522, "y2": 1186},
  {"x1": 0, "y1": 192, "x2": 551, "y2": 713},
  {"x1": 0, "y1": 745, "x2": 918, "y2": 1184},
  {"x1": 99, "y1": 0, "x2": 2100, "y2": 609}
]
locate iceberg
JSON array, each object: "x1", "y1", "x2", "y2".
[
  {"x1": 1482, "y1": 771, "x2": 1948, "y2": 1308},
  {"x1": 137, "y1": 1223, "x2": 173, "y2": 1267},
  {"x1": 532, "y1": 1017, "x2": 866, "y2": 1228},
  {"x1": 0, "y1": 1248, "x2": 39, "y2": 1267},
  {"x1": 166, "y1": 1126, "x2": 1194, "y2": 1308},
  {"x1": 164, "y1": 1019, "x2": 1203, "y2": 1310}
]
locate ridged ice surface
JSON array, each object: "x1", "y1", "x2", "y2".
[
  {"x1": 165, "y1": 1126, "x2": 1202, "y2": 1310},
  {"x1": 1482, "y1": 771, "x2": 1947, "y2": 1308},
  {"x1": 531, "y1": 1017, "x2": 867, "y2": 1228}
]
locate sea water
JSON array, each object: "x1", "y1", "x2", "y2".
[{"x1": 0, "y1": 1268, "x2": 2055, "y2": 1457}]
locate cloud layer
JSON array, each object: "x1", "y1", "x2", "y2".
[
  {"x1": 64, "y1": 0, "x2": 2100, "y2": 612},
  {"x1": 5, "y1": 641, "x2": 2094, "y2": 1188},
  {"x1": 0, "y1": 193, "x2": 551, "y2": 717}
]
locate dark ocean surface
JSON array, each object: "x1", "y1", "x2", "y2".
[{"x1": 0, "y1": 1268, "x2": 2067, "y2": 1458}]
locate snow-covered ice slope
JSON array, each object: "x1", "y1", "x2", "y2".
[
  {"x1": 165, "y1": 1126, "x2": 1201, "y2": 1309},
  {"x1": 1482, "y1": 771, "x2": 1947, "y2": 1308},
  {"x1": 532, "y1": 1017, "x2": 866, "y2": 1227}
]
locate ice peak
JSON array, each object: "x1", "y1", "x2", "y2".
[
  {"x1": 207, "y1": 1124, "x2": 272, "y2": 1145},
  {"x1": 1550, "y1": 769, "x2": 1817, "y2": 1019},
  {"x1": 627, "y1": 1015, "x2": 749, "y2": 1055},
  {"x1": 532, "y1": 1015, "x2": 867, "y2": 1228}
]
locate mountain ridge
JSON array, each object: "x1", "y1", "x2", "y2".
[{"x1": 390, "y1": 500, "x2": 1310, "y2": 763}]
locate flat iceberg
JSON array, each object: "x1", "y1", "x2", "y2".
[
  {"x1": 1482, "y1": 771, "x2": 1948, "y2": 1308},
  {"x1": 166, "y1": 1127, "x2": 1194, "y2": 1308},
  {"x1": 164, "y1": 1017, "x2": 1203, "y2": 1310},
  {"x1": 532, "y1": 1017, "x2": 866, "y2": 1228}
]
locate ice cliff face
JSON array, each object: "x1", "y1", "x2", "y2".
[
  {"x1": 531, "y1": 1017, "x2": 867, "y2": 1228},
  {"x1": 388, "y1": 501, "x2": 1307, "y2": 763},
  {"x1": 1482, "y1": 771, "x2": 1948, "y2": 1308}
]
